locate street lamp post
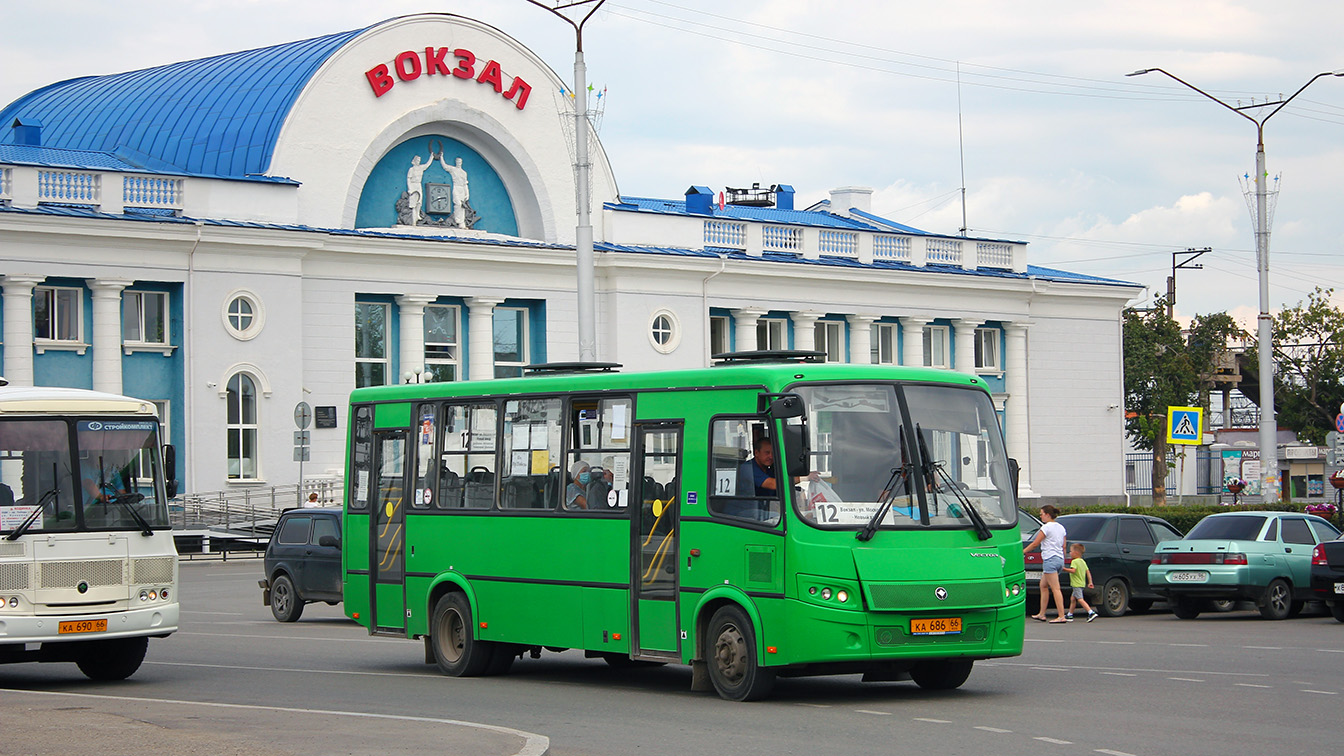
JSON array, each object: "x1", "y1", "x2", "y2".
[
  {"x1": 1127, "y1": 67, "x2": 1344, "y2": 503},
  {"x1": 527, "y1": 0, "x2": 606, "y2": 362}
]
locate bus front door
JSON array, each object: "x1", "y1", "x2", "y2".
[
  {"x1": 370, "y1": 431, "x2": 408, "y2": 633},
  {"x1": 631, "y1": 424, "x2": 682, "y2": 660}
]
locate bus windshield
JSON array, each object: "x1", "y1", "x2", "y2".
[
  {"x1": 793, "y1": 383, "x2": 1016, "y2": 531},
  {"x1": 0, "y1": 417, "x2": 170, "y2": 535}
]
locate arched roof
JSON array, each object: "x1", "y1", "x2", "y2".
[{"x1": 0, "y1": 27, "x2": 369, "y2": 179}]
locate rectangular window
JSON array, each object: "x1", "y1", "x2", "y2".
[
  {"x1": 708, "y1": 418, "x2": 781, "y2": 525},
  {"x1": 494, "y1": 307, "x2": 528, "y2": 378},
  {"x1": 923, "y1": 325, "x2": 949, "y2": 368},
  {"x1": 870, "y1": 323, "x2": 896, "y2": 364},
  {"x1": 424, "y1": 304, "x2": 460, "y2": 383},
  {"x1": 710, "y1": 315, "x2": 731, "y2": 357},
  {"x1": 815, "y1": 321, "x2": 844, "y2": 362},
  {"x1": 975, "y1": 327, "x2": 1000, "y2": 371},
  {"x1": 438, "y1": 403, "x2": 498, "y2": 509},
  {"x1": 349, "y1": 406, "x2": 374, "y2": 512},
  {"x1": 133, "y1": 401, "x2": 169, "y2": 481},
  {"x1": 411, "y1": 404, "x2": 438, "y2": 510},
  {"x1": 34, "y1": 286, "x2": 82, "y2": 342},
  {"x1": 123, "y1": 290, "x2": 168, "y2": 344},
  {"x1": 565, "y1": 396, "x2": 633, "y2": 511},
  {"x1": 757, "y1": 318, "x2": 787, "y2": 350},
  {"x1": 355, "y1": 301, "x2": 389, "y2": 388},
  {"x1": 501, "y1": 398, "x2": 563, "y2": 509}
]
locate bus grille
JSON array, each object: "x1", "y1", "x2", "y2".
[
  {"x1": 132, "y1": 557, "x2": 176, "y2": 584},
  {"x1": 39, "y1": 559, "x2": 125, "y2": 588},
  {"x1": 0, "y1": 562, "x2": 30, "y2": 590},
  {"x1": 866, "y1": 581, "x2": 1001, "y2": 611}
]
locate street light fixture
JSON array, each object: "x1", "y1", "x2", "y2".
[
  {"x1": 1127, "y1": 67, "x2": 1344, "y2": 503},
  {"x1": 527, "y1": 0, "x2": 606, "y2": 363}
]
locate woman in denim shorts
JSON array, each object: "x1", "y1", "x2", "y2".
[{"x1": 1023, "y1": 505, "x2": 1068, "y2": 623}]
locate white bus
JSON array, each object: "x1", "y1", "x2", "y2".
[{"x1": 0, "y1": 380, "x2": 179, "y2": 680}]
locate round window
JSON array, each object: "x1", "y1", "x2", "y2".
[
  {"x1": 221, "y1": 291, "x2": 264, "y2": 341},
  {"x1": 648, "y1": 309, "x2": 681, "y2": 354}
]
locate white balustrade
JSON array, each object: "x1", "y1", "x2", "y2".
[
  {"x1": 976, "y1": 242, "x2": 1014, "y2": 269},
  {"x1": 123, "y1": 175, "x2": 185, "y2": 210},
  {"x1": 0, "y1": 167, "x2": 11, "y2": 201},
  {"x1": 762, "y1": 224, "x2": 801, "y2": 253},
  {"x1": 873, "y1": 234, "x2": 912, "y2": 261},
  {"x1": 704, "y1": 219, "x2": 747, "y2": 249},
  {"x1": 37, "y1": 169, "x2": 101, "y2": 204},
  {"x1": 925, "y1": 237, "x2": 963, "y2": 265},
  {"x1": 818, "y1": 229, "x2": 858, "y2": 258}
]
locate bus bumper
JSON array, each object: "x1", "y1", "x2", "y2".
[{"x1": 0, "y1": 603, "x2": 178, "y2": 645}]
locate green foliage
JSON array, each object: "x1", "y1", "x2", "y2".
[{"x1": 1246, "y1": 287, "x2": 1344, "y2": 445}]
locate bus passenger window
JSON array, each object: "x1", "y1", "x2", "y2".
[
  {"x1": 707, "y1": 419, "x2": 780, "y2": 525},
  {"x1": 502, "y1": 398, "x2": 562, "y2": 509},
  {"x1": 411, "y1": 404, "x2": 437, "y2": 509},
  {"x1": 565, "y1": 397, "x2": 632, "y2": 512},
  {"x1": 438, "y1": 403, "x2": 497, "y2": 509}
]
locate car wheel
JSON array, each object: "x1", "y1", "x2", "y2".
[
  {"x1": 76, "y1": 636, "x2": 149, "y2": 681},
  {"x1": 1099, "y1": 578, "x2": 1129, "y2": 617},
  {"x1": 1258, "y1": 579, "x2": 1292, "y2": 620},
  {"x1": 1208, "y1": 599, "x2": 1237, "y2": 613},
  {"x1": 1170, "y1": 597, "x2": 1201, "y2": 619},
  {"x1": 269, "y1": 574, "x2": 304, "y2": 622},
  {"x1": 430, "y1": 593, "x2": 494, "y2": 676},
  {"x1": 1128, "y1": 599, "x2": 1154, "y2": 614},
  {"x1": 706, "y1": 605, "x2": 776, "y2": 701},
  {"x1": 1330, "y1": 602, "x2": 1344, "y2": 623},
  {"x1": 911, "y1": 659, "x2": 974, "y2": 691}
]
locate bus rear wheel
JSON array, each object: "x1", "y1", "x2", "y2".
[
  {"x1": 706, "y1": 605, "x2": 775, "y2": 701},
  {"x1": 76, "y1": 636, "x2": 148, "y2": 681},
  {"x1": 431, "y1": 593, "x2": 493, "y2": 676},
  {"x1": 910, "y1": 659, "x2": 973, "y2": 691}
]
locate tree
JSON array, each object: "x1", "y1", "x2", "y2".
[
  {"x1": 1245, "y1": 287, "x2": 1344, "y2": 445},
  {"x1": 1124, "y1": 303, "x2": 1243, "y2": 505}
]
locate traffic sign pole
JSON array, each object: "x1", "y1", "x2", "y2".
[{"x1": 294, "y1": 401, "x2": 313, "y2": 504}]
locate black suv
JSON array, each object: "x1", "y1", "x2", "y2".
[
  {"x1": 260, "y1": 508, "x2": 343, "y2": 622},
  {"x1": 1025, "y1": 512, "x2": 1183, "y2": 616}
]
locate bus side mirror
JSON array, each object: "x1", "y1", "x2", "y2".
[
  {"x1": 781, "y1": 423, "x2": 809, "y2": 479},
  {"x1": 761, "y1": 393, "x2": 804, "y2": 420},
  {"x1": 163, "y1": 444, "x2": 179, "y2": 498},
  {"x1": 1007, "y1": 458, "x2": 1020, "y2": 499}
]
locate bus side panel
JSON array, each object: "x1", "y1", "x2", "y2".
[
  {"x1": 343, "y1": 512, "x2": 372, "y2": 625},
  {"x1": 406, "y1": 513, "x2": 630, "y2": 650}
]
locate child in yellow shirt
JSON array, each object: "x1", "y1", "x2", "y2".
[{"x1": 1061, "y1": 543, "x2": 1097, "y2": 622}]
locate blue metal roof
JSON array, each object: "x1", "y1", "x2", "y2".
[
  {"x1": 0, "y1": 27, "x2": 369, "y2": 180},
  {"x1": 613, "y1": 196, "x2": 878, "y2": 230}
]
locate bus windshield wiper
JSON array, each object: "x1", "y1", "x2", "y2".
[
  {"x1": 108, "y1": 492, "x2": 153, "y2": 536},
  {"x1": 922, "y1": 442, "x2": 993, "y2": 542},
  {"x1": 5, "y1": 486, "x2": 60, "y2": 541},
  {"x1": 856, "y1": 463, "x2": 910, "y2": 542}
]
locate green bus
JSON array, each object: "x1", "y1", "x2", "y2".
[{"x1": 341, "y1": 353, "x2": 1026, "y2": 700}]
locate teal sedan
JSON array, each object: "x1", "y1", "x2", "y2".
[{"x1": 1148, "y1": 511, "x2": 1341, "y2": 620}]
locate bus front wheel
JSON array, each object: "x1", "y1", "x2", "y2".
[
  {"x1": 910, "y1": 659, "x2": 973, "y2": 691},
  {"x1": 431, "y1": 593, "x2": 493, "y2": 676},
  {"x1": 76, "y1": 636, "x2": 148, "y2": 681},
  {"x1": 706, "y1": 605, "x2": 775, "y2": 701}
]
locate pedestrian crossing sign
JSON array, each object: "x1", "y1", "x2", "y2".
[{"x1": 1166, "y1": 406, "x2": 1203, "y2": 445}]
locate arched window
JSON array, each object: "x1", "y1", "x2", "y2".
[{"x1": 227, "y1": 373, "x2": 259, "y2": 480}]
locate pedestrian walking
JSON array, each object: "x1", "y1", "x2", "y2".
[
  {"x1": 1061, "y1": 543, "x2": 1098, "y2": 622},
  {"x1": 1023, "y1": 504, "x2": 1068, "y2": 623}
]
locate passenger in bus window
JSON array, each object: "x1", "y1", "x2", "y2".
[{"x1": 566, "y1": 460, "x2": 591, "y2": 509}]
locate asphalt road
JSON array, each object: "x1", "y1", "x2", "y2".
[{"x1": 3, "y1": 561, "x2": 1341, "y2": 756}]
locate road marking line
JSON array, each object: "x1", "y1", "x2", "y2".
[
  {"x1": 1095, "y1": 641, "x2": 1135, "y2": 645},
  {"x1": 1169, "y1": 643, "x2": 1207, "y2": 647},
  {"x1": 1035, "y1": 736, "x2": 1073, "y2": 745},
  {"x1": 855, "y1": 710, "x2": 892, "y2": 716},
  {"x1": 1096, "y1": 749, "x2": 1137, "y2": 756},
  {"x1": 1031, "y1": 666, "x2": 1069, "y2": 671},
  {"x1": 1168, "y1": 677, "x2": 1204, "y2": 682},
  {"x1": 1100, "y1": 672, "x2": 1136, "y2": 677},
  {"x1": 975, "y1": 726, "x2": 1013, "y2": 733},
  {"x1": 0, "y1": 688, "x2": 548, "y2": 756},
  {"x1": 1243, "y1": 646, "x2": 1282, "y2": 650},
  {"x1": 148, "y1": 661, "x2": 437, "y2": 680},
  {"x1": 1301, "y1": 690, "x2": 1338, "y2": 695},
  {"x1": 1235, "y1": 683, "x2": 1272, "y2": 688},
  {"x1": 914, "y1": 717, "x2": 951, "y2": 724},
  {"x1": 1317, "y1": 649, "x2": 1344, "y2": 653},
  {"x1": 796, "y1": 703, "x2": 831, "y2": 708}
]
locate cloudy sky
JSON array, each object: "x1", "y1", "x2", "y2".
[{"x1": 5, "y1": 1, "x2": 1343, "y2": 323}]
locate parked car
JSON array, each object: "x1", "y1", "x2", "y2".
[
  {"x1": 1310, "y1": 534, "x2": 1344, "y2": 623},
  {"x1": 259, "y1": 508, "x2": 343, "y2": 622},
  {"x1": 1025, "y1": 512, "x2": 1183, "y2": 617},
  {"x1": 1150, "y1": 511, "x2": 1342, "y2": 620}
]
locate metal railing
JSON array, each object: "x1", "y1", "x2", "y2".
[{"x1": 170, "y1": 480, "x2": 342, "y2": 556}]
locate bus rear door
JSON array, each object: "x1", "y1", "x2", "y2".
[{"x1": 631, "y1": 423, "x2": 682, "y2": 660}]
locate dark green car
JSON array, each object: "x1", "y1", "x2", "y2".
[{"x1": 1149, "y1": 511, "x2": 1341, "y2": 620}]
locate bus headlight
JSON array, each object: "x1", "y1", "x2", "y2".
[
  {"x1": 161, "y1": 588, "x2": 169, "y2": 601},
  {"x1": 820, "y1": 588, "x2": 832, "y2": 600},
  {"x1": 140, "y1": 590, "x2": 149, "y2": 602},
  {"x1": 836, "y1": 590, "x2": 849, "y2": 603}
]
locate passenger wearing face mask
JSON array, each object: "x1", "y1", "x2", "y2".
[{"x1": 567, "y1": 460, "x2": 591, "y2": 509}]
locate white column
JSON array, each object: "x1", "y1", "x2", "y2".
[
  {"x1": 953, "y1": 318, "x2": 979, "y2": 375},
  {"x1": 396, "y1": 294, "x2": 435, "y2": 383},
  {"x1": 791, "y1": 311, "x2": 820, "y2": 353},
  {"x1": 901, "y1": 317, "x2": 930, "y2": 367},
  {"x1": 731, "y1": 307, "x2": 766, "y2": 353},
  {"x1": 847, "y1": 314, "x2": 877, "y2": 365},
  {"x1": 1003, "y1": 321, "x2": 1034, "y2": 497},
  {"x1": 467, "y1": 297, "x2": 504, "y2": 381},
  {"x1": 89, "y1": 278, "x2": 133, "y2": 395},
  {"x1": 2, "y1": 275, "x2": 44, "y2": 386}
]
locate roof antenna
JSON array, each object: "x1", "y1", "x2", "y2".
[{"x1": 957, "y1": 61, "x2": 969, "y2": 237}]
